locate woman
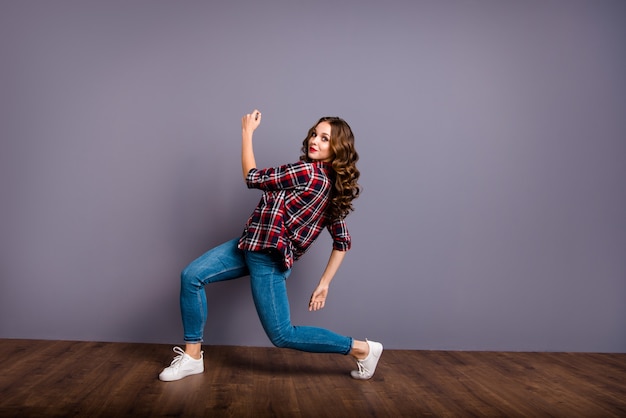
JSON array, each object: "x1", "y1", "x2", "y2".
[{"x1": 159, "y1": 110, "x2": 382, "y2": 382}]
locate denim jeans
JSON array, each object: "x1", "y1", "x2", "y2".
[{"x1": 180, "y1": 238, "x2": 353, "y2": 355}]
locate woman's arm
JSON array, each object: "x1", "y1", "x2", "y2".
[
  {"x1": 309, "y1": 249, "x2": 347, "y2": 311},
  {"x1": 241, "y1": 110, "x2": 261, "y2": 180}
]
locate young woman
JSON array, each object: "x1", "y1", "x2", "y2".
[{"x1": 159, "y1": 110, "x2": 383, "y2": 382}]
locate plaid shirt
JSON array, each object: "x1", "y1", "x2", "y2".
[{"x1": 238, "y1": 160, "x2": 351, "y2": 270}]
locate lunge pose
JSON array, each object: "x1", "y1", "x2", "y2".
[{"x1": 159, "y1": 110, "x2": 382, "y2": 382}]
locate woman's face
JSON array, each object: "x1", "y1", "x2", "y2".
[{"x1": 308, "y1": 121, "x2": 334, "y2": 162}]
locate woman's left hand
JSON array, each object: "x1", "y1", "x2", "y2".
[
  {"x1": 309, "y1": 285, "x2": 329, "y2": 311},
  {"x1": 241, "y1": 109, "x2": 261, "y2": 135}
]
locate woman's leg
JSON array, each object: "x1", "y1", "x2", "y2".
[
  {"x1": 245, "y1": 250, "x2": 353, "y2": 355},
  {"x1": 160, "y1": 238, "x2": 250, "y2": 381},
  {"x1": 180, "y1": 238, "x2": 249, "y2": 349}
]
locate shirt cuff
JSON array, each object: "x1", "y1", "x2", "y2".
[{"x1": 333, "y1": 240, "x2": 351, "y2": 252}]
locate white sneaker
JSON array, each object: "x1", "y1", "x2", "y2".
[
  {"x1": 159, "y1": 346, "x2": 204, "y2": 381},
  {"x1": 351, "y1": 340, "x2": 383, "y2": 380}
]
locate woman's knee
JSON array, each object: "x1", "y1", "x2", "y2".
[
  {"x1": 180, "y1": 264, "x2": 201, "y2": 288},
  {"x1": 266, "y1": 326, "x2": 294, "y2": 349}
]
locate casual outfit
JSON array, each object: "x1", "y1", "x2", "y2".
[
  {"x1": 159, "y1": 160, "x2": 382, "y2": 381},
  {"x1": 238, "y1": 160, "x2": 351, "y2": 271}
]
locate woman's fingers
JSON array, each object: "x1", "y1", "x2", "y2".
[
  {"x1": 242, "y1": 109, "x2": 261, "y2": 131},
  {"x1": 308, "y1": 296, "x2": 326, "y2": 311},
  {"x1": 248, "y1": 109, "x2": 261, "y2": 121}
]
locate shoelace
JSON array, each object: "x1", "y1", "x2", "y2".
[
  {"x1": 355, "y1": 359, "x2": 370, "y2": 377},
  {"x1": 168, "y1": 346, "x2": 187, "y2": 368}
]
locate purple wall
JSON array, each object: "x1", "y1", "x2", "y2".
[{"x1": 1, "y1": 0, "x2": 625, "y2": 352}]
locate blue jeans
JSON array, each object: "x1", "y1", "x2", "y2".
[{"x1": 179, "y1": 238, "x2": 353, "y2": 355}]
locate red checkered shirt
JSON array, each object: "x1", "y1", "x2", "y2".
[{"x1": 238, "y1": 160, "x2": 351, "y2": 270}]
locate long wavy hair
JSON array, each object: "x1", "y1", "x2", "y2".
[{"x1": 300, "y1": 117, "x2": 361, "y2": 220}]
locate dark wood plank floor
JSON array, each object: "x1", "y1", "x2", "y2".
[{"x1": 1, "y1": 339, "x2": 625, "y2": 417}]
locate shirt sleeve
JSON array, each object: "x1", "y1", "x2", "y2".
[
  {"x1": 246, "y1": 161, "x2": 313, "y2": 191},
  {"x1": 327, "y1": 218, "x2": 351, "y2": 251}
]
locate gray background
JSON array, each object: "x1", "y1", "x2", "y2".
[{"x1": 1, "y1": 0, "x2": 625, "y2": 352}]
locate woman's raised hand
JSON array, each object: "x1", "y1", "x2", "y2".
[{"x1": 242, "y1": 109, "x2": 262, "y2": 134}]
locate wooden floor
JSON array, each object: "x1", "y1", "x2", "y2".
[{"x1": 1, "y1": 340, "x2": 625, "y2": 417}]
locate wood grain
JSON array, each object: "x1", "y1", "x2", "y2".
[{"x1": 1, "y1": 339, "x2": 624, "y2": 417}]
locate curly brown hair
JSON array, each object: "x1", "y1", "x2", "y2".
[{"x1": 300, "y1": 117, "x2": 361, "y2": 220}]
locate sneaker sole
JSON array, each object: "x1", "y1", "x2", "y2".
[{"x1": 159, "y1": 368, "x2": 204, "y2": 382}]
